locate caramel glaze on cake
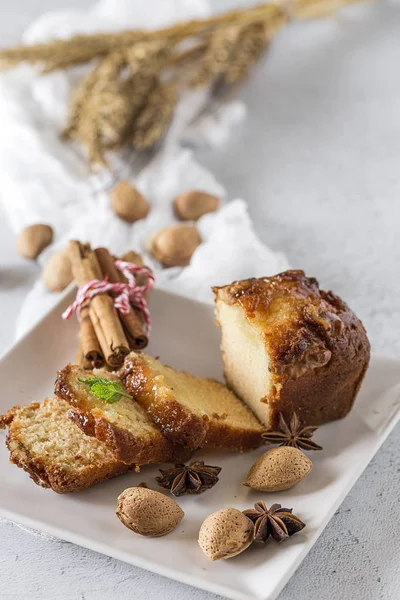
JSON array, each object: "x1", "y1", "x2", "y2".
[
  {"x1": 119, "y1": 352, "x2": 263, "y2": 451},
  {"x1": 213, "y1": 270, "x2": 371, "y2": 428},
  {"x1": 54, "y1": 364, "x2": 191, "y2": 465}
]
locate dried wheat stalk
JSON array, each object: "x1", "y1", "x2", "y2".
[
  {"x1": 0, "y1": 0, "x2": 371, "y2": 168},
  {"x1": 132, "y1": 80, "x2": 179, "y2": 149}
]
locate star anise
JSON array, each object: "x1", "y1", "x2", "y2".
[
  {"x1": 262, "y1": 412, "x2": 323, "y2": 451},
  {"x1": 243, "y1": 502, "x2": 306, "y2": 543},
  {"x1": 155, "y1": 461, "x2": 221, "y2": 497}
]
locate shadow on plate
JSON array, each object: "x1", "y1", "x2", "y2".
[{"x1": 0, "y1": 265, "x2": 38, "y2": 290}]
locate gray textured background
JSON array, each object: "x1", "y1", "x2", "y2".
[{"x1": 0, "y1": 0, "x2": 399, "y2": 599}]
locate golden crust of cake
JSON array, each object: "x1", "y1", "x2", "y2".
[
  {"x1": 54, "y1": 364, "x2": 190, "y2": 465},
  {"x1": 213, "y1": 270, "x2": 370, "y2": 427},
  {"x1": 119, "y1": 352, "x2": 264, "y2": 451},
  {"x1": 1, "y1": 397, "x2": 130, "y2": 493}
]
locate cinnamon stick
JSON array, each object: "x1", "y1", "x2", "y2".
[
  {"x1": 69, "y1": 243, "x2": 104, "y2": 369},
  {"x1": 75, "y1": 343, "x2": 84, "y2": 367},
  {"x1": 95, "y1": 247, "x2": 148, "y2": 350},
  {"x1": 75, "y1": 342, "x2": 94, "y2": 370},
  {"x1": 120, "y1": 250, "x2": 150, "y2": 298},
  {"x1": 69, "y1": 241, "x2": 129, "y2": 368},
  {"x1": 119, "y1": 249, "x2": 153, "y2": 342}
]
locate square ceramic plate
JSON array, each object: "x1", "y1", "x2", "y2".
[{"x1": 0, "y1": 289, "x2": 399, "y2": 600}]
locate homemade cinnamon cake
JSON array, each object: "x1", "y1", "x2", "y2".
[
  {"x1": 55, "y1": 364, "x2": 190, "y2": 465},
  {"x1": 213, "y1": 270, "x2": 370, "y2": 428},
  {"x1": 119, "y1": 352, "x2": 264, "y2": 450},
  {"x1": 0, "y1": 397, "x2": 130, "y2": 493}
]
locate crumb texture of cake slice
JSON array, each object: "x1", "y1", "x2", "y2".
[
  {"x1": 1, "y1": 397, "x2": 129, "y2": 493},
  {"x1": 213, "y1": 270, "x2": 371, "y2": 428},
  {"x1": 55, "y1": 364, "x2": 189, "y2": 465},
  {"x1": 119, "y1": 352, "x2": 264, "y2": 451}
]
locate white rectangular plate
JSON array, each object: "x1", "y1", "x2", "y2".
[{"x1": 1, "y1": 289, "x2": 399, "y2": 600}]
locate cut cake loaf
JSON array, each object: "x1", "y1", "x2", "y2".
[
  {"x1": 0, "y1": 397, "x2": 130, "y2": 493},
  {"x1": 55, "y1": 364, "x2": 190, "y2": 465},
  {"x1": 119, "y1": 352, "x2": 263, "y2": 451},
  {"x1": 213, "y1": 270, "x2": 371, "y2": 428}
]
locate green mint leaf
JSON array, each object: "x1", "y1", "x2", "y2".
[
  {"x1": 77, "y1": 376, "x2": 133, "y2": 404},
  {"x1": 78, "y1": 376, "x2": 113, "y2": 387}
]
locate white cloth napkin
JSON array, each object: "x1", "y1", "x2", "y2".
[{"x1": 0, "y1": 0, "x2": 289, "y2": 339}]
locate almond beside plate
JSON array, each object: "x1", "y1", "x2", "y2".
[{"x1": 0, "y1": 288, "x2": 399, "y2": 600}]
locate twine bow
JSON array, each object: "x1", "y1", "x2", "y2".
[{"x1": 62, "y1": 259, "x2": 155, "y2": 333}]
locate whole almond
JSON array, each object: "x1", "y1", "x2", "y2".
[
  {"x1": 173, "y1": 190, "x2": 220, "y2": 221},
  {"x1": 116, "y1": 487, "x2": 184, "y2": 537},
  {"x1": 198, "y1": 508, "x2": 254, "y2": 561},
  {"x1": 16, "y1": 224, "x2": 53, "y2": 260},
  {"x1": 243, "y1": 446, "x2": 312, "y2": 492},
  {"x1": 147, "y1": 224, "x2": 201, "y2": 268},
  {"x1": 120, "y1": 250, "x2": 144, "y2": 267},
  {"x1": 42, "y1": 249, "x2": 73, "y2": 292},
  {"x1": 110, "y1": 180, "x2": 150, "y2": 223}
]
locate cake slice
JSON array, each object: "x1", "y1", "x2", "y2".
[
  {"x1": 119, "y1": 352, "x2": 264, "y2": 450},
  {"x1": 0, "y1": 397, "x2": 130, "y2": 493},
  {"x1": 213, "y1": 270, "x2": 370, "y2": 428},
  {"x1": 55, "y1": 364, "x2": 190, "y2": 464}
]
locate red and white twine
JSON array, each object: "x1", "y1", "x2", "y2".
[{"x1": 62, "y1": 260, "x2": 155, "y2": 334}]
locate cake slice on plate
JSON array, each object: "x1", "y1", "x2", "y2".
[
  {"x1": 119, "y1": 352, "x2": 264, "y2": 450},
  {"x1": 55, "y1": 364, "x2": 190, "y2": 465},
  {"x1": 213, "y1": 270, "x2": 370, "y2": 428},
  {"x1": 0, "y1": 396, "x2": 130, "y2": 493}
]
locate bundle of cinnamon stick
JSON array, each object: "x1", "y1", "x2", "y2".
[{"x1": 69, "y1": 241, "x2": 151, "y2": 370}]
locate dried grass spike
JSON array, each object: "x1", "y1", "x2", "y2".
[
  {"x1": 122, "y1": 43, "x2": 170, "y2": 118},
  {"x1": 63, "y1": 70, "x2": 99, "y2": 140},
  {"x1": 223, "y1": 21, "x2": 270, "y2": 84},
  {"x1": 64, "y1": 50, "x2": 126, "y2": 140},
  {"x1": 190, "y1": 25, "x2": 240, "y2": 88},
  {"x1": 125, "y1": 41, "x2": 170, "y2": 72},
  {"x1": 0, "y1": 31, "x2": 142, "y2": 72},
  {"x1": 110, "y1": 42, "x2": 173, "y2": 148},
  {"x1": 96, "y1": 82, "x2": 134, "y2": 145},
  {"x1": 97, "y1": 50, "x2": 127, "y2": 83},
  {"x1": 84, "y1": 119, "x2": 107, "y2": 168},
  {"x1": 132, "y1": 80, "x2": 178, "y2": 149},
  {"x1": 119, "y1": 74, "x2": 158, "y2": 135},
  {"x1": 65, "y1": 51, "x2": 130, "y2": 163}
]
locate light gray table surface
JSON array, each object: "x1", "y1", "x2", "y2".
[{"x1": 0, "y1": 0, "x2": 399, "y2": 599}]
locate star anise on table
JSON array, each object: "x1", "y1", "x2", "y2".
[
  {"x1": 243, "y1": 502, "x2": 306, "y2": 543},
  {"x1": 155, "y1": 461, "x2": 221, "y2": 497},
  {"x1": 262, "y1": 412, "x2": 323, "y2": 451}
]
